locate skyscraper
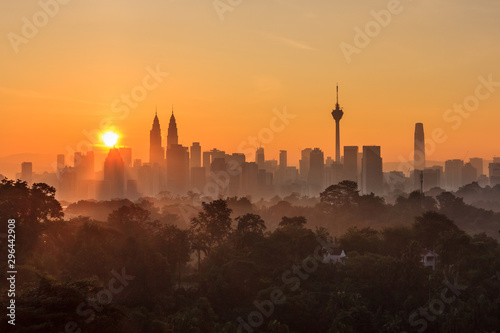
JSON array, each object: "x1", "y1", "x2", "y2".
[
  {"x1": 463, "y1": 162, "x2": 478, "y2": 185},
  {"x1": 103, "y1": 148, "x2": 125, "y2": 198},
  {"x1": 414, "y1": 123, "x2": 425, "y2": 170},
  {"x1": 190, "y1": 142, "x2": 202, "y2": 168},
  {"x1": 299, "y1": 148, "x2": 312, "y2": 181},
  {"x1": 362, "y1": 146, "x2": 383, "y2": 195},
  {"x1": 331, "y1": 84, "x2": 344, "y2": 163},
  {"x1": 444, "y1": 159, "x2": 464, "y2": 190},
  {"x1": 488, "y1": 161, "x2": 500, "y2": 186},
  {"x1": 167, "y1": 144, "x2": 189, "y2": 194},
  {"x1": 308, "y1": 148, "x2": 325, "y2": 193},
  {"x1": 21, "y1": 162, "x2": 33, "y2": 184},
  {"x1": 279, "y1": 150, "x2": 287, "y2": 169},
  {"x1": 469, "y1": 157, "x2": 484, "y2": 176},
  {"x1": 57, "y1": 154, "x2": 65, "y2": 173},
  {"x1": 167, "y1": 109, "x2": 178, "y2": 149},
  {"x1": 256, "y1": 147, "x2": 265, "y2": 169},
  {"x1": 149, "y1": 112, "x2": 164, "y2": 166},
  {"x1": 343, "y1": 146, "x2": 358, "y2": 182}
]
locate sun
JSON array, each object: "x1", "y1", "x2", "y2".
[{"x1": 102, "y1": 131, "x2": 119, "y2": 147}]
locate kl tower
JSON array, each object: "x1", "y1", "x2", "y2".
[{"x1": 331, "y1": 84, "x2": 344, "y2": 163}]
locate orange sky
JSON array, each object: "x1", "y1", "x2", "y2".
[{"x1": 1, "y1": 0, "x2": 500, "y2": 175}]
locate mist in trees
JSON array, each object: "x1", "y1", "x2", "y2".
[{"x1": 1, "y1": 178, "x2": 499, "y2": 332}]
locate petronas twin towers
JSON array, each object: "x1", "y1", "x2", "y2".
[
  {"x1": 149, "y1": 109, "x2": 179, "y2": 166},
  {"x1": 149, "y1": 109, "x2": 189, "y2": 194}
]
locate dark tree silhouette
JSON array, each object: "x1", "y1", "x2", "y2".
[
  {"x1": 320, "y1": 180, "x2": 359, "y2": 207},
  {"x1": 0, "y1": 179, "x2": 63, "y2": 258},
  {"x1": 190, "y1": 199, "x2": 233, "y2": 267},
  {"x1": 279, "y1": 216, "x2": 307, "y2": 227}
]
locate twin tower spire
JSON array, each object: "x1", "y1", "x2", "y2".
[{"x1": 150, "y1": 107, "x2": 178, "y2": 165}]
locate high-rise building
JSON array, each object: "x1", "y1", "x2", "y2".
[
  {"x1": 362, "y1": 146, "x2": 383, "y2": 195},
  {"x1": 227, "y1": 153, "x2": 245, "y2": 196},
  {"x1": 167, "y1": 109, "x2": 178, "y2": 149},
  {"x1": 414, "y1": 123, "x2": 425, "y2": 170},
  {"x1": 21, "y1": 162, "x2": 33, "y2": 184},
  {"x1": 331, "y1": 84, "x2": 344, "y2": 163},
  {"x1": 118, "y1": 148, "x2": 132, "y2": 168},
  {"x1": 489, "y1": 162, "x2": 500, "y2": 186},
  {"x1": 469, "y1": 157, "x2": 484, "y2": 176},
  {"x1": 242, "y1": 162, "x2": 258, "y2": 195},
  {"x1": 444, "y1": 159, "x2": 464, "y2": 190},
  {"x1": 190, "y1": 142, "x2": 202, "y2": 168},
  {"x1": 299, "y1": 148, "x2": 312, "y2": 181},
  {"x1": 149, "y1": 112, "x2": 164, "y2": 166},
  {"x1": 463, "y1": 162, "x2": 478, "y2": 185},
  {"x1": 256, "y1": 148, "x2": 265, "y2": 170},
  {"x1": 167, "y1": 144, "x2": 189, "y2": 194},
  {"x1": 279, "y1": 150, "x2": 287, "y2": 170},
  {"x1": 308, "y1": 148, "x2": 325, "y2": 193},
  {"x1": 203, "y1": 151, "x2": 212, "y2": 175},
  {"x1": 103, "y1": 148, "x2": 125, "y2": 199},
  {"x1": 74, "y1": 151, "x2": 95, "y2": 180},
  {"x1": 423, "y1": 168, "x2": 441, "y2": 191},
  {"x1": 343, "y1": 146, "x2": 358, "y2": 182},
  {"x1": 57, "y1": 154, "x2": 65, "y2": 173}
]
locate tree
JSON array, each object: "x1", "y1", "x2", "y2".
[
  {"x1": 279, "y1": 216, "x2": 307, "y2": 228},
  {"x1": 234, "y1": 213, "x2": 266, "y2": 250},
  {"x1": 339, "y1": 227, "x2": 381, "y2": 254},
  {"x1": 190, "y1": 199, "x2": 233, "y2": 261},
  {"x1": 0, "y1": 179, "x2": 63, "y2": 258},
  {"x1": 320, "y1": 180, "x2": 359, "y2": 208},
  {"x1": 157, "y1": 224, "x2": 191, "y2": 288},
  {"x1": 107, "y1": 204, "x2": 151, "y2": 234},
  {"x1": 413, "y1": 211, "x2": 459, "y2": 248}
]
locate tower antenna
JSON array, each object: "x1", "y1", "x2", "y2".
[{"x1": 336, "y1": 83, "x2": 339, "y2": 107}]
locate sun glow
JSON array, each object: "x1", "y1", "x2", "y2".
[{"x1": 102, "y1": 131, "x2": 119, "y2": 147}]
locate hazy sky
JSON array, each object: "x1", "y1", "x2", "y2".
[{"x1": 1, "y1": 0, "x2": 499, "y2": 172}]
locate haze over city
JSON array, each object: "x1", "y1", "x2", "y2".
[
  {"x1": 1, "y1": 0, "x2": 500, "y2": 175},
  {"x1": 2, "y1": 1, "x2": 500, "y2": 332}
]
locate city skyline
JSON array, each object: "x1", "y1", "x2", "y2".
[
  {"x1": 8, "y1": 109, "x2": 499, "y2": 203},
  {"x1": 1, "y1": 1, "x2": 500, "y2": 170},
  {"x1": 1, "y1": 104, "x2": 498, "y2": 179}
]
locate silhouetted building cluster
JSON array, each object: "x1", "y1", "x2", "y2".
[{"x1": 14, "y1": 92, "x2": 499, "y2": 202}]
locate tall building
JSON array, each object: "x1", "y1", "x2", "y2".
[
  {"x1": 149, "y1": 112, "x2": 164, "y2": 166},
  {"x1": 203, "y1": 151, "x2": 212, "y2": 176},
  {"x1": 167, "y1": 109, "x2": 178, "y2": 149},
  {"x1": 469, "y1": 157, "x2": 484, "y2": 176},
  {"x1": 423, "y1": 168, "x2": 441, "y2": 191},
  {"x1": 308, "y1": 148, "x2": 325, "y2": 193},
  {"x1": 343, "y1": 146, "x2": 358, "y2": 182},
  {"x1": 21, "y1": 162, "x2": 33, "y2": 184},
  {"x1": 256, "y1": 148, "x2": 265, "y2": 169},
  {"x1": 103, "y1": 148, "x2": 125, "y2": 199},
  {"x1": 227, "y1": 153, "x2": 245, "y2": 196},
  {"x1": 118, "y1": 148, "x2": 132, "y2": 168},
  {"x1": 463, "y1": 163, "x2": 478, "y2": 185},
  {"x1": 190, "y1": 142, "x2": 202, "y2": 168},
  {"x1": 444, "y1": 159, "x2": 464, "y2": 190},
  {"x1": 74, "y1": 151, "x2": 95, "y2": 180},
  {"x1": 57, "y1": 154, "x2": 65, "y2": 173},
  {"x1": 279, "y1": 150, "x2": 287, "y2": 169},
  {"x1": 167, "y1": 144, "x2": 189, "y2": 194},
  {"x1": 489, "y1": 162, "x2": 500, "y2": 186},
  {"x1": 331, "y1": 84, "x2": 344, "y2": 162},
  {"x1": 414, "y1": 123, "x2": 425, "y2": 170},
  {"x1": 362, "y1": 146, "x2": 383, "y2": 195},
  {"x1": 299, "y1": 148, "x2": 312, "y2": 181}
]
